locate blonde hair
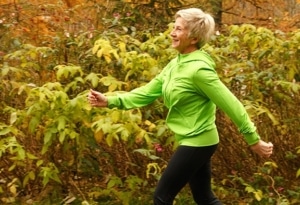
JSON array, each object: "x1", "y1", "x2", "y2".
[{"x1": 175, "y1": 8, "x2": 215, "y2": 48}]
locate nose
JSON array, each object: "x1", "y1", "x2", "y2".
[{"x1": 170, "y1": 29, "x2": 176, "y2": 37}]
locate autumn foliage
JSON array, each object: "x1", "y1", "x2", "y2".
[{"x1": 0, "y1": 0, "x2": 300, "y2": 204}]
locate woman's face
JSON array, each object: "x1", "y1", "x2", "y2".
[{"x1": 170, "y1": 17, "x2": 198, "y2": 54}]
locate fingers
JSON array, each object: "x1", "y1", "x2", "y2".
[
  {"x1": 264, "y1": 150, "x2": 272, "y2": 158},
  {"x1": 87, "y1": 89, "x2": 99, "y2": 105},
  {"x1": 249, "y1": 140, "x2": 274, "y2": 158},
  {"x1": 87, "y1": 93, "x2": 95, "y2": 101},
  {"x1": 90, "y1": 89, "x2": 97, "y2": 95},
  {"x1": 264, "y1": 142, "x2": 273, "y2": 158},
  {"x1": 251, "y1": 140, "x2": 274, "y2": 158},
  {"x1": 87, "y1": 89, "x2": 107, "y2": 107},
  {"x1": 88, "y1": 89, "x2": 101, "y2": 99}
]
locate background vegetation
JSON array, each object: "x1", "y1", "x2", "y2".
[{"x1": 0, "y1": 0, "x2": 300, "y2": 204}]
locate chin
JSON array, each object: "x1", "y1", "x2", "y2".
[{"x1": 172, "y1": 45, "x2": 179, "y2": 50}]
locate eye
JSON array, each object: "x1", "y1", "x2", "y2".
[{"x1": 173, "y1": 26, "x2": 182, "y2": 31}]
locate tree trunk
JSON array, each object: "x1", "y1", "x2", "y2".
[{"x1": 210, "y1": 0, "x2": 223, "y2": 29}]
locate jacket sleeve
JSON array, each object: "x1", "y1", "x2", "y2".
[
  {"x1": 106, "y1": 74, "x2": 163, "y2": 110},
  {"x1": 193, "y1": 67, "x2": 260, "y2": 145}
]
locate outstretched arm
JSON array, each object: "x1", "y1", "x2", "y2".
[{"x1": 194, "y1": 68, "x2": 273, "y2": 158}]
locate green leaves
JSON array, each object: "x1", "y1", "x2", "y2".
[
  {"x1": 85, "y1": 72, "x2": 101, "y2": 88},
  {"x1": 0, "y1": 125, "x2": 17, "y2": 136},
  {"x1": 245, "y1": 185, "x2": 263, "y2": 201},
  {"x1": 99, "y1": 76, "x2": 125, "y2": 92},
  {"x1": 133, "y1": 149, "x2": 160, "y2": 160},
  {"x1": 39, "y1": 163, "x2": 62, "y2": 187},
  {"x1": 55, "y1": 65, "x2": 83, "y2": 81},
  {"x1": 1, "y1": 21, "x2": 300, "y2": 204}
]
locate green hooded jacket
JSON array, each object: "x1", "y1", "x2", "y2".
[{"x1": 107, "y1": 49, "x2": 260, "y2": 146}]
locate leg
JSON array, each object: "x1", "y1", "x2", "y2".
[
  {"x1": 189, "y1": 149, "x2": 222, "y2": 205},
  {"x1": 153, "y1": 145, "x2": 219, "y2": 205},
  {"x1": 153, "y1": 146, "x2": 195, "y2": 205}
]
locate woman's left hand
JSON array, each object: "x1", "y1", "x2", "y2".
[{"x1": 250, "y1": 140, "x2": 273, "y2": 158}]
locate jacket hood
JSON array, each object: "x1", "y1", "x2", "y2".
[{"x1": 176, "y1": 49, "x2": 216, "y2": 68}]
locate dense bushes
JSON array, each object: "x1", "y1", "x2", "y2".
[{"x1": 0, "y1": 24, "x2": 300, "y2": 204}]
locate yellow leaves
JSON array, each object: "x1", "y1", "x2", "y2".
[
  {"x1": 92, "y1": 39, "x2": 120, "y2": 64},
  {"x1": 146, "y1": 163, "x2": 161, "y2": 178},
  {"x1": 111, "y1": 110, "x2": 121, "y2": 123},
  {"x1": 253, "y1": 190, "x2": 263, "y2": 201},
  {"x1": 103, "y1": 54, "x2": 112, "y2": 64},
  {"x1": 0, "y1": 178, "x2": 21, "y2": 202},
  {"x1": 110, "y1": 49, "x2": 120, "y2": 61},
  {"x1": 23, "y1": 171, "x2": 36, "y2": 187},
  {"x1": 135, "y1": 129, "x2": 146, "y2": 144},
  {"x1": 243, "y1": 100, "x2": 279, "y2": 125},
  {"x1": 84, "y1": 72, "x2": 100, "y2": 88},
  {"x1": 119, "y1": 42, "x2": 126, "y2": 53},
  {"x1": 108, "y1": 83, "x2": 118, "y2": 92},
  {"x1": 92, "y1": 44, "x2": 100, "y2": 54},
  {"x1": 94, "y1": 129, "x2": 104, "y2": 144},
  {"x1": 96, "y1": 47, "x2": 103, "y2": 58},
  {"x1": 55, "y1": 65, "x2": 83, "y2": 81},
  {"x1": 9, "y1": 185, "x2": 17, "y2": 197},
  {"x1": 264, "y1": 161, "x2": 278, "y2": 169},
  {"x1": 99, "y1": 76, "x2": 125, "y2": 92},
  {"x1": 297, "y1": 168, "x2": 300, "y2": 178},
  {"x1": 6, "y1": 178, "x2": 19, "y2": 201},
  {"x1": 144, "y1": 120, "x2": 156, "y2": 132},
  {"x1": 146, "y1": 163, "x2": 166, "y2": 179},
  {"x1": 244, "y1": 184, "x2": 263, "y2": 201}
]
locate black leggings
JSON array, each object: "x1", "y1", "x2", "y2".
[{"x1": 153, "y1": 144, "x2": 222, "y2": 205}]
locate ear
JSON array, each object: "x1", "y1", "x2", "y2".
[{"x1": 191, "y1": 37, "x2": 199, "y2": 45}]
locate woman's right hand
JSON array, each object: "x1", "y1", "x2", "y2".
[{"x1": 87, "y1": 89, "x2": 108, "y2": 107}]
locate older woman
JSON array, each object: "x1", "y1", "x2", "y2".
[{"x1": 88, "y1": 8, "x2": 273, "y2": 205}]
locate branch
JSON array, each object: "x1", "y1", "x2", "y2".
[
  {"x1": 244, "y1": 0, "x2": 264, "y2": 9},
  {"x1": 13, "y1": 0, "x2": 20, "y2": 22},
  {"x1": 222, "y1": 10, "x2": 271, "y2": 21},
  {"x1": 223, "y1": 0, "x2": 239, "y2": 12},
  {"x1": 288, "y1": 14, "x2": 300, "y2": 28}
]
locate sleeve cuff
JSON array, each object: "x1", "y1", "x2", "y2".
[
  {"x1": 243, "y1": 132, "x2": 260, "y2": 145},
  {"x1": 107, "y1": 96, "x2": 120, "y2": 109}
]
